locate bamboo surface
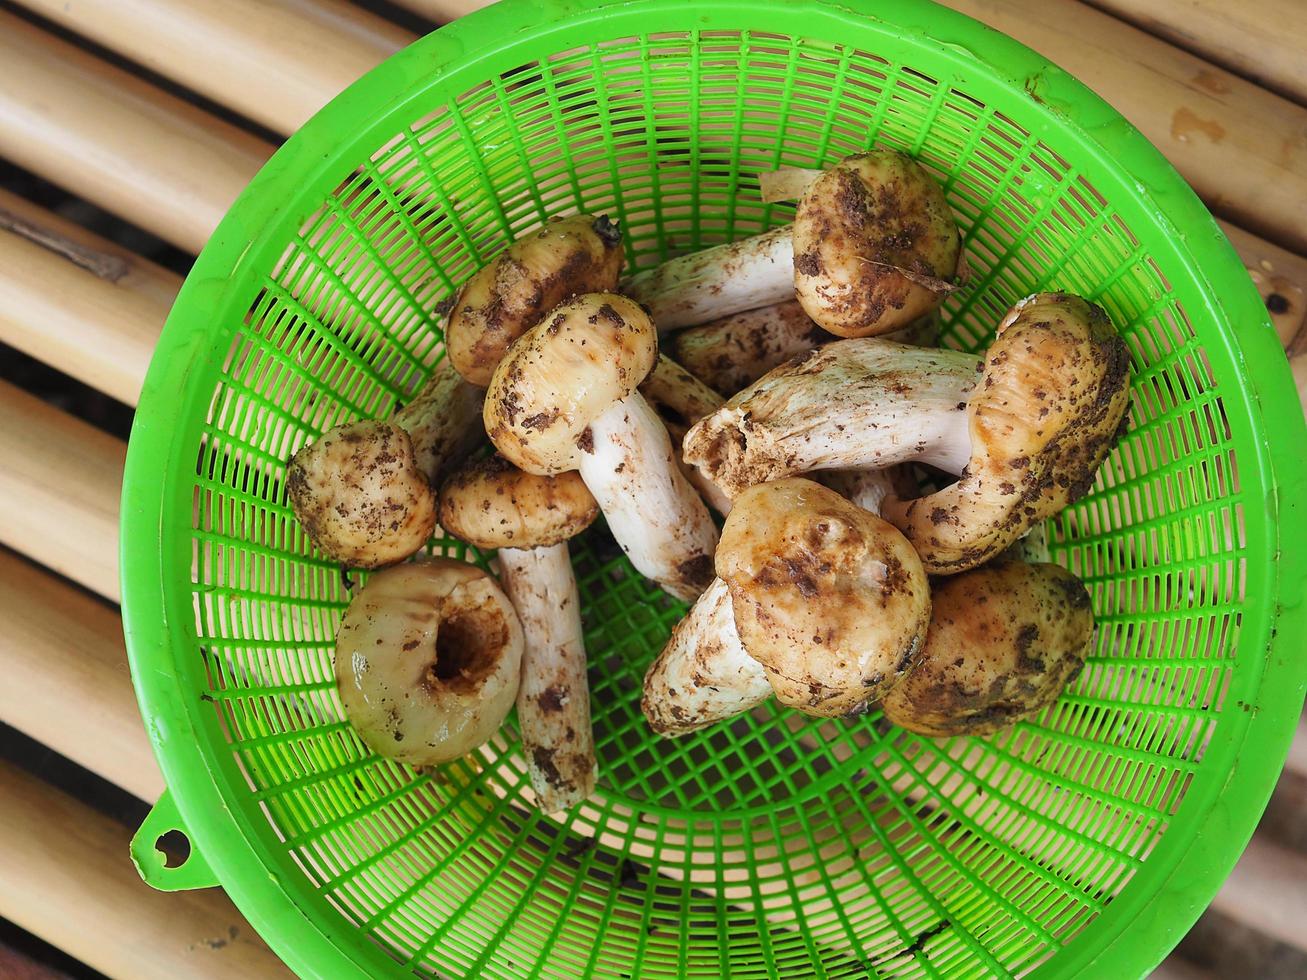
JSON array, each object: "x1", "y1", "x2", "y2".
[
  {"x1": 0, "y1": 188, "x2": 176, "y2": 405},
  {"x1": 1083, "y1": 0, "x2": 1307, "y2": 108},
  {"x1": 0, "y1": 10, "x2": 272, "y2": 253},
  {"x1": 0, "y1": 380, "x2": 124, "y2": 601},
  {"x1": 13, "y1": 0, "x2": 412, "y2": 135},
  {"x1": 0, "y1": 549, "x2": 162, "y2": 802},
  {"x1": 0, "y1": 758, "x2": 290, "y2": 979}
]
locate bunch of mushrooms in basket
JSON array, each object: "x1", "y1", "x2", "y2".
[{"x1": 283, "y1": 146, "x2": 1131, "y2": 821}]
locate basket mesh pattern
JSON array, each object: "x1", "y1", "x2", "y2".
[{"x1": 188, "y1": 26, "x2": 1243, "y2": 979}]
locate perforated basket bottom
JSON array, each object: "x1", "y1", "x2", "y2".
[{"x1": 169, "y1": 12, "x2": 1258, "y2": 980}]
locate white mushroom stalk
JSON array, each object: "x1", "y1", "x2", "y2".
[
  {"x1": 643, "y1": 478, "x2": 930, "y2": 735},
  {"x1": 334, "y1": 559, "x2": 524, "y2": 765},
  {"x1": 670, "y1": 300, "x2": 941, "y2": 395},
  {"x1": 498, "y1": 545, "x2": 596, "y2": 812},
  {"x1": 287, "y1": 357, "x2": 483, "y2": 568},
  {"x1": 485, "y1": 292, "x2": 718, "y2": 601},
  {"x1": 623, "y1": 148, "x2": 961, "y2": 337},
  {"x1": 684, "y1": 339, "x2": 980, "y2": 495},
  {"x1": 639, "y1": 355, "x2": 732, "y2": 514},
  {"x1": 687, "y1": 293, "x2": 1132, "y2": 574},
  {"x1": 621, "y1": 225, "x2": 794, "y2": 331},
  {"x1": 641, "y1": 578, "x2": 771, "y2": 735},
  {"x1": 438, "y1": 456, "x2": 600, "y2": 812},
  {"x1": 577, "y1": 392, "x2": 718, "y2": 596}
]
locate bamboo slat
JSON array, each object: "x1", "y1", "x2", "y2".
[
  {"x1": 0, "y1": 380, "x2": 124, "y2": 601},
  {"x1": 0, "y1": 758, "x2": 290, "y2": 979},
  {"x1": 13, "y1": 0, "x2": 412, "y2": 135},
  {"x1": 1084, "y1": 0, "x2": 1307, "y2": 108},
  {"x1": 0, "y1": 549, "x2": 162, "y2": 802},
  {"x1": 1210, "y1": 835, "x2": 1307, "y2": 953},
  {"x1": 0, "y1": 11, "x2": 272, "y2": 253},
  {"x1": 0, "y1": 189, "x2": 178, "y2": 405}
]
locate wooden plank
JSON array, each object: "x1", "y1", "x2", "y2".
[
  {"x1": 0, "y1": 758, "x2": 290, "y2": 979},
  {"x1": 0, "y1": 548, "x2": 162, "y2": 802},
  {"x1": 0, "y1": 11, "x2": 272, "y2": 253},
  {"x1": 14, "y1": 0, "x2": 412, "y2": 135},
  {"x1": 0, "y1": 380, "x2": 123, "y2": 601},
  {"x1": 1084, "y1": 0, "x2": 1307, "y2": 108},
  {"x1": 0, "y1": 189, "x2": 177, "y2": 405}
]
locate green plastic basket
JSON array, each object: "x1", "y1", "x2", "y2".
[{"x1": 121, "y1": 0, "x2": 1307, "y2": 976}]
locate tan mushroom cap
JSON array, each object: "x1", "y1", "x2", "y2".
[
  {"x1": 716, "y1": 478, "x2": 931, "y2": 716},
  {"x1": 446, "y1": 215, "x2": 624, "y2": 386},
  {"x1": 438, "y1": 453, "x2": 599, "y2": 550},
  {"x1": 484, "y1": 292, "x2": 659, "y2": 475},
  {"x1": 287, "y1": 419, "x2": 435, "y2": 568},
  {"x1": 883, "y1": 293, "x2": 1131, "y2": 574},
  {"x1": 793, "y1": 149, "x2": 960, "y2": 338},
  {"x1": 881, "y1": 560, "x2": 1093, "y2": 737}
]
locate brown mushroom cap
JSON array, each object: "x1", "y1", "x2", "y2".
[
  {"x1": 438, "y1": 454, "x2": 599, "y2": 550},
  {"x1": 715, "y1": 478, "x2": 931, "y2": 716},
  {"x1": 881, "y1": 560, "x2": 1093, "y2": 737},
  {"x1": 287, "y1": 419, "x2": 435, "y2": 568},
  {"x1": 483, "y1": 292, "x2": 659, "y2": 475},
  {"x1": 445, "y1": 215, "x2": 624, "y2": 386},
  {"x1": 883, "y1": 293, "x2": 1131, "y2": 574},
  {"x1": 793, "y1": 149, "x2": 960, "y2": 338}
]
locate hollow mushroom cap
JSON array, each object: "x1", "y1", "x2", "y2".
[
  {"x1": 881, "y1": 560, "x2": 1093, "y2": 737},
  {"x1": 446, "y1": 215, "x2": 624, "y2": 386},
  {"x1": 883, "y1": 293, "x2": 1130, "y2": 573},
  {"x1": 716, "y1": 478, "x2": 931, "y2": 716},
  {"x1": 793, "y1": 148, "x2": 960, "y2": 338},
  {"x1": 483, "y1": 292, "x2": 659, "y2": 475},
  {"x1": 287, "y1": 419, "x2": 435, "y2": 568},
  {"x1": 438, "y1": 453, "x2": 599, "y2": 550},
  {"x1": 335, "y1": 559, "x2": 525, "y2": 765}
]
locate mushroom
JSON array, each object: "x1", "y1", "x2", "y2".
[
  {"x1": 622, "y1": 149, "x2": 960, "y2": 335},
  {"x1": 670, "y1": 300, "x2": 940, "y2": 395},
  {"x1": 438, "y1": 455, "x2": 599, "y2": 812},
  {"x1": 445, "y1": 214, "x2": 624, "y2": 386},
  {"x1": 484, "y1": 292, "x2": 718, "y2": 601},
  {"x1": 881, "y1": 560, "x2": 1093, "y2": 737},
  {"x1": 335, "y1": 558, "x2": 524, "y2": 765},
  {"x1": 638, "y1": 355, "x2": 732, "y2": 513},
  {"x1": 642, "y1": 477, "x2": 930, "y2": 735},
  {"x1": 287, "y1": 358, "x2": 483, "y2": 568},
  {"x1": 684, "y1": 293, "x2": 1131, "y2": 573}
]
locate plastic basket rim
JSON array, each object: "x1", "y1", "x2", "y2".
[{"x1": 119, "y1": 0, "x2": 1307, "y2": 977}]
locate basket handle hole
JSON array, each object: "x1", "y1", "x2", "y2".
[{"x1": 156, "y1": 829, "x2": 192, "y2": 869}]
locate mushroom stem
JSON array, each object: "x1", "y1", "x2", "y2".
[
  {"x1": 577, "y1": 393, "x2": 719, "y2": 601},
  {"x1": 498, "y1": 543, "x2": 596, "y2": 812},
  {"x1": 684, "y1": 340, "x2": 979, "y2": 498},
  {"x1": 621, "y1": 225, "x2": 795, "y2": 331},
  {"x1": 639, "y1": 355, "x2": 732, "y2": 514},
  {"x1": 641, "y1": 578, "x2": 771, "y2": 736},
  {"x1": 393, "y1": 357, "x2": 485, "y2": 483},
  {"x1": 671, "y1": 301, "x2": 940, "y2": 395}
]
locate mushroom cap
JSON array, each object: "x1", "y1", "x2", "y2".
[
  {"x1": 793, "y1": 149, "x2": 960, "y2": 338},
  {"x1": 884, "y1": 293, "x2": 1131, "y2": 574},
  {"x1": 484, "y1": 292, "x2": 659, "y2": 475},
  {"x1": 438, "y1": 453, "x2": 599, "y2": 550},
  {"x1": 287, "y1": 419, "x2": 435, "y2": 568},
  {"x1": 881, "y1": 560, "x2": 1092, "y2": 736},
  {"x1": 445, "y1": 215, "x2": 624, "y2": 386},
  {"x1": 335, "y1": 558, "x2": 524, "y2": 765},
  {"x1": 716, "y1": 478, "x2": 931, "y2": 716}
]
